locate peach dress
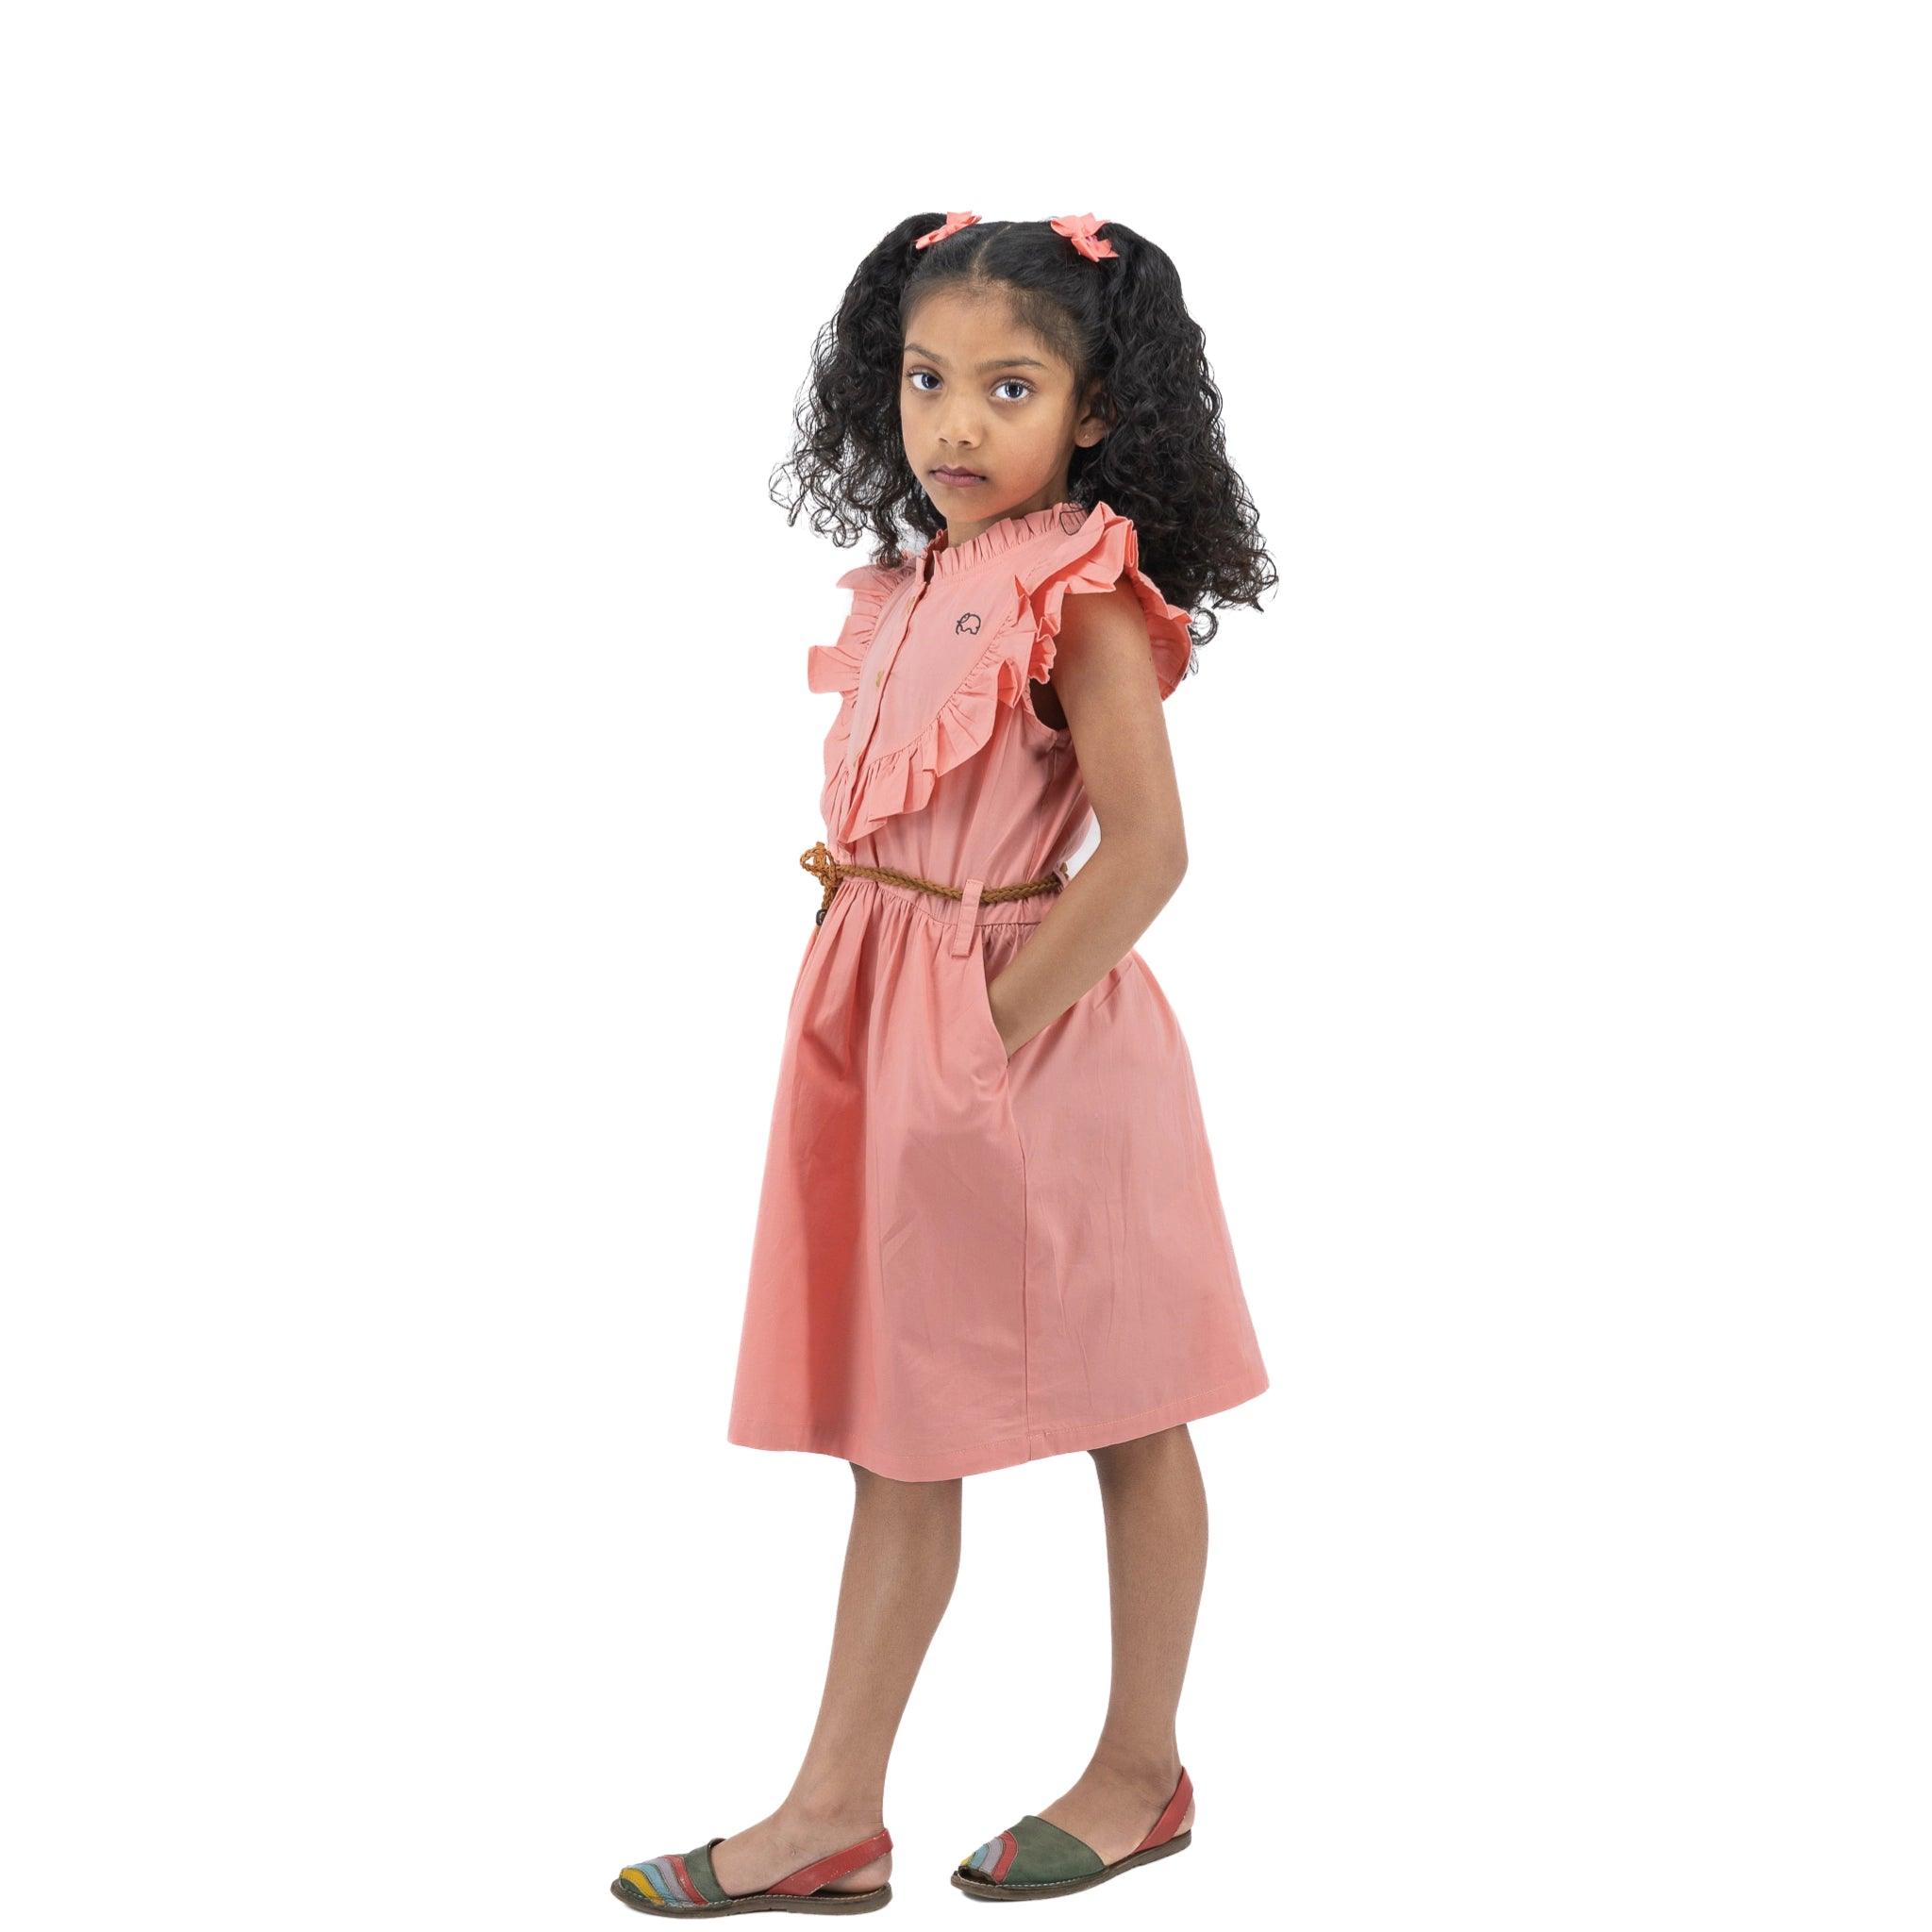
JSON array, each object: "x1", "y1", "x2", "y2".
[{"x1": 727, "y1": 499, "x2": 1269, "y2": 1481}]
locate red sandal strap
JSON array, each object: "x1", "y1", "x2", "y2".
[
  {"x1": 1133, "y1": 1767, "x2": 1192, "y2": 1854},
  {"x1": 766, "y1": 1826, "x2": 892, "y2": 1896}
]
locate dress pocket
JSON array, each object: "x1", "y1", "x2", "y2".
[{"x1": 969, "y1": 944, "x2": 1012, "y2": 1073}]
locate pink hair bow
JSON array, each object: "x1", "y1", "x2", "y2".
[
  {"x1": 1049, "y1": 212, "x2": 1118, "y2": 262},
  {"x1": 915, "y1": 210, "x2": 980, "y2": 250}
]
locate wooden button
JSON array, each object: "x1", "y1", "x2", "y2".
[{"x1": 874, "y1": 669, "x2": 884, "y2": 686}]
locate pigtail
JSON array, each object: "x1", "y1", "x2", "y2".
[
  {"x1": 1074, "y1": 224, "x2": 1271, "y2": 649},
  {"x1": 772, "y1": 214, "x2": 948, "y2": 566}
]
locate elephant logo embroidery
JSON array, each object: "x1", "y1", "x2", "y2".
[{"x1": 955, "y1": 611, "x2": 982, "y2": 635}]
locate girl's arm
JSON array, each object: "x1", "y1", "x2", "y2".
[{"x1": 986, "y1": 587, "x2": 1189, "y2": 1058}]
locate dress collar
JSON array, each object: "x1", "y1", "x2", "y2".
[{"x1": 919, "y1": 500, "x2": 1095, "y2": 578}]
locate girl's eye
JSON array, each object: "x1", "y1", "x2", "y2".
[{"x1": 905, "y1": 371, "x2": 1033, "y2": 402}]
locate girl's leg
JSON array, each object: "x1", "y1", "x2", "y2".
[
  {"x1": 707, "y1": 1462, "x2": 962, "y2": 1896},
  {"x1": 1036, "y1": 1423, "x2": 1207, "y2": 1860}
]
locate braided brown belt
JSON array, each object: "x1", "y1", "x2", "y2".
[{"x1": 800, "y1": 839, "x2": 1065, "y2": 926}]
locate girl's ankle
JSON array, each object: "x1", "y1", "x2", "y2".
[
  {"x1": 1087, "y1": 1744, "x2": 1184, "y2": 1792},
  {"x1": 781, "y1": 1789, "x2": 887, "y2": 1835}
]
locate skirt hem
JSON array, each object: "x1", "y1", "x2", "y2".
[{"x1": 726, "y1": 1365, "x2": 1270, "y2": 1484}]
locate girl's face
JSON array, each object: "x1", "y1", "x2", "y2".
[{"x1": 900, "y1": 286, "x2": 1107, "y2": 527}]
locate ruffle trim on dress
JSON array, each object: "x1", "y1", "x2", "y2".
[
  {"x1": 1013, "y1": 501, "x2": 1198, "y2": 700},
  {"x1": 827, "y1": 612, "x2": 1038, "y2": 843},
  {"x1": 807, "y1": 560, "x2": 907, "y2": 697},
  {"x1": 809, "y1": 560, "x2": 912, "y2": 838}
]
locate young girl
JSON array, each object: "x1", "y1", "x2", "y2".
[{"x1": 614, "y1": 211, "x2": 1275, "y2": 1915}]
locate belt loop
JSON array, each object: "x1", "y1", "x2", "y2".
[{"x1": 950, "y1": 876, "x2": 985, "y2": 957}]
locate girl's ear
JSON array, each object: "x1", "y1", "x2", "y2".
[{"x1": 1076, "y1": 379, "x2": 1113, "y2": 445}]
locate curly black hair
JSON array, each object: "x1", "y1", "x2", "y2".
[{"x1": 770, "y1": 213, "x2": 1275, "y2": 655}]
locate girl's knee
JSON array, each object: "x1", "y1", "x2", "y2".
[
  {"x1": 1090, "y1": 1422, "x2": 1191, "y2": 1465},
  {"x1": 849, "y1": 1459, "x2": 962, "y2": 1498}
]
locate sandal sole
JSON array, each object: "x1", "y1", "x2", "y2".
[
  {"x1": 612, "y1": 1876, "x2": 892, "y2": 1916},
  {"x1": 951, "y1": 1829, "x2": 1191, "y2": 1901}
]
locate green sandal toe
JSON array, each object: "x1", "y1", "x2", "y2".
[{"x1": 951, "y1": 1768, "x2": 1193, "y2": 1902}]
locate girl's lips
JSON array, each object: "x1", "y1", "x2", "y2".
[{"x1": 932, "y1": 467, "x2": 986, "y2": 485}]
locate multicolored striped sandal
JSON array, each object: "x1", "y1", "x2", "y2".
[
  {"x1": 612, "y1": 1828, "x2": 893, "y2": 1917},
  {"x1": 951, "y1": 1767, "x2": 1193, "y2": 1902}
]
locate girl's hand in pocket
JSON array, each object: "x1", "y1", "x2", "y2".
[{"x1": 991, "y1": 974, "x2": 1044, "y2": 1062}]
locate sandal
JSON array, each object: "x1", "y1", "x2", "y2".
[
  {"x1": 612, "y1": 1827, "x2": 893, "y2": 1917},
  {"x1": 951, "y1": 1767, "x2": 1193, "y2": 1902}
]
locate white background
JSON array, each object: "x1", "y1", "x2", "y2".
[{"x1": 3, "y1": 5, "x2": 1926, "y2": 1928}]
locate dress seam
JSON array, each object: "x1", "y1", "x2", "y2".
[{"x1": 1011, "y1": 1060, "x2": 1032, "y2": 1453}]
